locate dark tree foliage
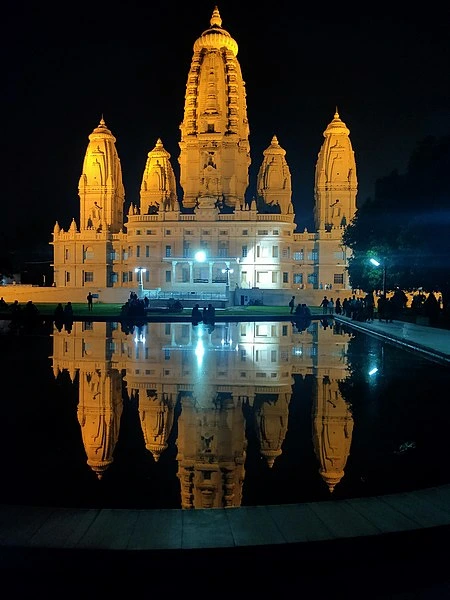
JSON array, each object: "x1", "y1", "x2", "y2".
[{"x1": 343, "y1": 135, "x2": 450, "y2": 314}]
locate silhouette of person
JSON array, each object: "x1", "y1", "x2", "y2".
[
  {"x1": 87, "y1": 292, "x2": 93, "y2": 311},
  {"x1": 289, "y1": 296, "x2": 295, "y2": 314},
  {"x1": 191, "y1": 304, "x2": 202, "y2": 325},
  {"x1": 64, "y1": 302, "x2": 74, "y2": 332},
  {"x1": 54, "y1": 303, "x2": 64, "y2": 331}
]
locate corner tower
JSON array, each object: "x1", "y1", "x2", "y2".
[
  {"x1": 178, "y1": 6, "x2": 251, "y2": 209},
  {"x1": 78, "y1": 118, "x2": 124, "y2": 233},
  {"x1": 314, "y1": 110, "x2": 357, "y2": 232}
]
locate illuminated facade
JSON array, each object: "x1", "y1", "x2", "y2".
[
  {"x1": 51, "y1": 8, "x2": 357, "y2": 304},
  {"x1": 51, "y1": 319, "x2": 354, "y2": 508}
]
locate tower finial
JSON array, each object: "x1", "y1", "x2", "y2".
[{"x1": 210, "y1": 6, "x2": 222, "y2": 28}]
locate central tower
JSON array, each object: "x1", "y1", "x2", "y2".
[{"x1": 178, "y1": 7, "x2": 251, "y2": 209}]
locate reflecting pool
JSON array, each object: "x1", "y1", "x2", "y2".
[{"x1": 1, "y1": 318, "x2": 449, "y2": 510}]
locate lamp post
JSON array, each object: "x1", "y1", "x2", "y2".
[
  {"x1": 222, "y1": 266, "x2": 234, "y2": 296},
  {"x1": 134, "y1": 267, "x2": 147, "y2": 296},
  {"x1": 370, "y1": 258, "x2": 386, "y2": 296}
]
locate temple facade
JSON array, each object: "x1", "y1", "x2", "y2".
[{"x1": 51, "y1": 7, "x2": 357, "y2": 306}]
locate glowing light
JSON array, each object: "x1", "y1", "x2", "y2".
[
  {"x1": 195, "y1": 250, "x2": 206, "y2": 262},
  {"x1": 368, "y1": 367, "x2": 378, "y2": 376},
  {"x1": 195, "y1": 338, "x2": 205, "y2": 366}
]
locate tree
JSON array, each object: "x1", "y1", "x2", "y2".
[{"x1": 343, "y1": 135, "x2": 450, "y2": 320}]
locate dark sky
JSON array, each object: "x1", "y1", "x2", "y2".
[{"x1": 3, "y1": 1, "x2": 449, "y2": 247}]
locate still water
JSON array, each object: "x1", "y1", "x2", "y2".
[{"x1": 1, "y1": 318, "x2": 449, "y2": 511}]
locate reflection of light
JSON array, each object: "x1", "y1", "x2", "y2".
[
  {"x1": 370, "y1": 258, "x2": 380, "y2": 267},
  {"x1": 368, "y1": 367, "x2": 378, "y2": 376},
  {"x1": 134, "y1": 331, "x2": 146, "y2": 344},
  {"x1": 195, "y1": 338, "x2": 205, "y2": 366}
]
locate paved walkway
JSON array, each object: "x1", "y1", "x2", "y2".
[
  {"x1": 334, "y1": 314, "x2": 450, "y2": 364},
  {"x1": 1, "y1": 317, "x2": 450, "y2": 596}
]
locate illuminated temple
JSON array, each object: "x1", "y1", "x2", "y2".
[{"x1": 51, "y1": 7, "x2": 357, "y2": 306}]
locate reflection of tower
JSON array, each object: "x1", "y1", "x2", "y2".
[
  {"x1": 78, "y1": 367, "x2": 123, "y2": 479},
  {"x1": 311, "y1": 322, "x2": 354, "y2": 493},
  {"x1": 176, "y1": 391, "x2": 246, "y2": 509},
  {"x1": 51, "y1": 321, "x2": 125, "y2": 479},
  {"x1": 138, "y1": 389, "x2": 176, "y2": 462},
  {"x1": 253, "y1": 393, "x2": 290, "y2": 468}
]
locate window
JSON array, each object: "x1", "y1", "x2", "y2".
[
  {"x1": 182, "y1": 268, "x2": 189, "y2": 282},
  {"x1": 65, "y1": 272, "x2": 70, "y2": 283},
  {"x1": 84, "y1": 246, "x2": 94, "y2": 260},
  {"x1": 65, "y1": 248, "x2": 69, "y2": 260},
  {"x1": 272, "y1": 272, "x2": 278, "y2": 283},
  {"x1": 122, "y1": 272, "x2": 129, "y2": 283},
  {"x1": 272, "y1": 246, "x2": 278, "y2": 258},
  {"x1": 145, "y1": 246, "x2": 150, "y2": 258},
  {"x1": 145, "y1": 271, "x2": 150, "y2": 283},
  {"x1": 242, "y1": 245, "x2": 247, "y2": 258},
  {"x1": 218, "y1": 242, "x2": 229, "y2": 257},
  {"x1": 165, "y1": 271, "x2": 171, "y2": 282},
  {"x1": 311, "y1": 250, "x2": 318, "y2": 261},
  {"x1": 136, "y1": 245, "x2": 140, "y2": 258},
  {"x1": 84, "y1": 271, "x2": 94, "y2": 283},
  {"x1": 165, "y1": 230, "x2": 171, "y2": 235},
  {"x1": 147, "y1": 230, "x2": 155, "y2": 235},
  {"x1": 282, "y1": 325, "x2": 288, "y2": 336},
  {"x1": 283, "y1": 272, "x2": 289, "y2": 283},
  {"x1": 293, "y1": 273, "x2": 303, "y2": 284},
  {"x1": 293, "y1": 251, "x2": 304, "y2": 260},
  {"x1": 219, "y1": 230, "x2": 228, "y2": 235},
  {"x1": 273, "y1": 230, "x2": 279, "y2": 235},
  {"x1": 165, "y1": 323, "x2": 171, "y2": 335},
  {"x1": 165, "y1": 245, "x2": 172, "y2": 257},
  {"x1": 258, "y1": 230, "x2": 269, "y2": 235},
  {"x1": 136, "y1": 230, "x2": 141, "y2": 235},
  {"x1": 164, "y1": 349, "x2": 170, "y2": 360},
  {"x1": 282, "y1": 248, "x2": 290, "y2": 258},
  {"x1": 242, "y1": 230, "x2": 248, "y2": 236},
  {"x1": 334, "y1": 273, "x2": 344, "y2": 284}
]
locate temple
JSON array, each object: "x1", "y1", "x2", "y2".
[{"x1": 51, "y1": 7, "x2": 357, "y2": 306}]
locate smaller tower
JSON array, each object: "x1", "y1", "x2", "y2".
[
  {"x1": 257, "y1": 135, "x2": 293, "y2": 214},
  {"x1": 140, "y1": 138, "x2": 178, "y2": 214},
  {"x1": 314, "y1": 110, "x2": 357, "y2": 232},
  {"x1": 78, "y1": 118, "x2": 124, "y2": 233}
]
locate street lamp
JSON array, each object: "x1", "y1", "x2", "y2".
[
  {"x1": 221, "y1": 266, "x2": 234, "y2": 295},
  {"x1": 134, "y1": 267, "x2": 147, "y2": 295},
  {"x1": 370, "y1": 258, "x2": 386, "y2": 296}
]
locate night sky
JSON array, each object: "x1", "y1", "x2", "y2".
[{"x1": 3, "y1": 1, "x2": 449, "y2": 250}]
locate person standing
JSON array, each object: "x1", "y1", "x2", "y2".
[
  {"x1": 320, "y1": 295, "x2": 329, "y2": 314},
  {"x1": 87, "y1": 292, "x2": 93, "y2": 311},
  {"x1": 289, "y1": 296, "x2": 295, "y2": 314}
]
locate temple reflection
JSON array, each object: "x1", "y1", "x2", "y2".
[{"x1": 51, "y1": 319, "x2": 353, "y2": 508}]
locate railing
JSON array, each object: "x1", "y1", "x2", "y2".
[{"x1": 145, "y1": 290, "x2": 227, "y2": 301}]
